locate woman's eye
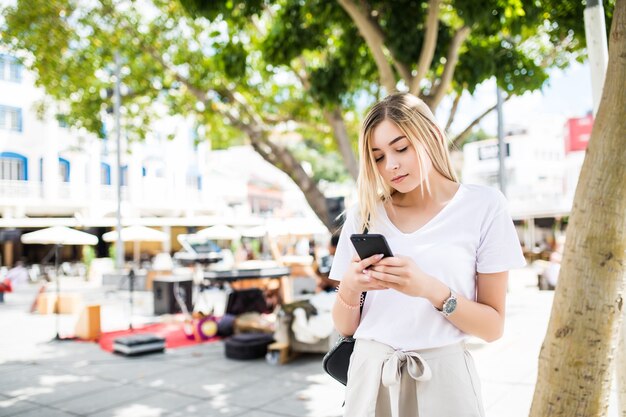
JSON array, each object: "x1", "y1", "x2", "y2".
[
  {"x1": 397, "y1": 147, "x2": 408, "y2": 153},
  {"x1": 374, "y1": 155, "x2": 384, "y2": 163}
]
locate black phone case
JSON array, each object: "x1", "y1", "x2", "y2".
[{"x1": 350, "y1": 234, "x2": 393, "y2": 259}]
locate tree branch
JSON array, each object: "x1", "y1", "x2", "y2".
[
  {"x1": 323, "y1": 108, "x2": 359, "y2": 179},
  {"x1": 291, "y1": 57, "x2": 358, "y2": 179},
  {"x1": 445, "y1": 92, "x2": 461, "y2": 133},
  {"x1": 337, "y1": 0, "x2": 397, "y2": 93},
  {"x1": 428, "y1": 26, "x2": 470, "y2": 111},
  {"x1": 393, "y1": 61, "x2": 412, "y2": 86},
  {"x1": 449, "y1": 94, "x2": 512, "y2": 150},
  {"x1": 409, "y1": 0, "x2": 441, "y2": 95}
]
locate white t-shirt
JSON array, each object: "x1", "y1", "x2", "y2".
[{"x1": 329, "y1": 183, "x2": 526, "y2": 350}]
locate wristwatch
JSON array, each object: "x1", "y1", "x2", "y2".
[{"x1": 436, "y1": 289, "x2": 458, "y2": 317}]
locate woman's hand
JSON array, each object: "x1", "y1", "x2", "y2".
[
  {"x1": 365, "y1": 255, "x2": 435, "y2": 298},
  {"x1": 341, "y1": 253, "x2": 389, "y2": 294}
]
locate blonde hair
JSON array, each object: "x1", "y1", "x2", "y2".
[{"x1": 356, "y1": 92, "x2": 458, "y2": 232}]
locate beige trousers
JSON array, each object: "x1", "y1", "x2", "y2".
[{"x1": 343, "y1": 339, "x2": 485, "y2": 417}]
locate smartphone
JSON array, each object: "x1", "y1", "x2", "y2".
[{"x1": 350, "y1": 234, "x2": 394, "y2": 260}]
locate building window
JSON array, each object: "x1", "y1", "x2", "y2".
[
  {"x1": 121, "y1": 165, "x2": 128, "y2": 186},
  {"x1": 186, "y1": 171, "x2": 199, "y2": 189},
  {"x1": 58, "y1": 158, "x2": 70, "y2": 182},
  {"x1": 101, "y1": 163, "x2": 111, "y2": 185},
  {"x1": 0, "y1": 152, "x2": 28, "y2": 181},
  {"x1": 0, "y1": 105, "x2": 23, "y2": 132},
  {"x1": 0, "y1": 54, "x2": 22, "y2": 83}
]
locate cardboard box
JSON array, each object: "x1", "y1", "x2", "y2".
[
  {"x1": 75, "y1": 304, "x2": 101, "y2": 340},
  {"x1": 58, "y1": 293, "x2": 83, "y2": 314},
  {"x1": 36, "y1": 292, "x2": 83, "y2": 314},
  {"x1": 37, "y1": 293, "x2": 57, "y2": 315}
]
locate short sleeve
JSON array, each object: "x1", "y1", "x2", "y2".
[
  {"x1": 329, "y1": 206, "x2": 359, "y2": 281},
  {"x1": 476, "y1": 192, "x2": 526, "y2": 274}
]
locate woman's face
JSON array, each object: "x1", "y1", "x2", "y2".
[{"x1": 370, "y1": 119, "x2": 432, "y2": 193}]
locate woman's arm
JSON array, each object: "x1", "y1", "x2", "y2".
[
  {"x1": 332, "y1": 286, "x2": 363, "y2": 337},
  {"x1": 367, "y1": 257, "x2": 509, "y2": 342},
  {"x1": 424, "y1": 271, "x2": 508, "y2": 342}
]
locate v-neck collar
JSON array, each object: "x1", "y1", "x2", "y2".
[{"x1": 379, "y1": 184, "x2": 465, "y2": 236}]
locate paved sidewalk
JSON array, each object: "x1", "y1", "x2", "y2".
[{"x1": 0, "y1": 268, "x2": 620, "y2": 417}]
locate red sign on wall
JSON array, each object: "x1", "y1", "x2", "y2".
[{"x1": 564, "y1": 114, "x2": 594, "y2": 153}]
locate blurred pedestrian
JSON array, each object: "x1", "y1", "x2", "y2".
[
  {"x1": 329, "y1": 93, "x2": 525, "y2": 416},
  {"x1": 0, "y1": 260, "x2": 29, "y2": 302},
  {"x1": 316, "y1": 232, "x2": 340, "y2": 293}
]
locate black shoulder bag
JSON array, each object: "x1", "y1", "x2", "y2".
[
  {"x1": 321, "y1": 295, "x2": 366, "y2": 385},
  {"x1": 322, "y1": 225, "x2": 368, "y2": 386}
]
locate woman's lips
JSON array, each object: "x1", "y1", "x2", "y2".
[{"x1": 391, "y1": 174, "x2": 408, "y2": 183}]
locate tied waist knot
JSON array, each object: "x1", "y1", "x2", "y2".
[{"x1": 381, "y1": 349, "x2": 432, "y2": 387}]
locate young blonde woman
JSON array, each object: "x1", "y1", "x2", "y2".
[{"x1": 329, "y1": 92, "x2": 525, "y2": 416}]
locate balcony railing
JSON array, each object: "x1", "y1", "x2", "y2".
[
  {"x1": 0, "y1": 179, "x2": 41, "y2": 200},
  {"x1": 1, "y1": 179, "x2": 218, "y2": 214}
]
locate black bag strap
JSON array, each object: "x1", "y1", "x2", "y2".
[{"x1": 360, "y1": 223, "x2": 368, "y2": 313}]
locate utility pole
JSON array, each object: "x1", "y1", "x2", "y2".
[
  {"x1": 114, "y1": 52, "x2": 124, "y2": 271},
  {"x1": 496, "y1": 84, "x2": 507, "y2": 196},
  {"x1": 584, "y1": 0, "x2": 609, "y2": 115}
]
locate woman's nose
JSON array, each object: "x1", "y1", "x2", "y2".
[{"x1": 386, "y1": 157, "x2": 399, "y2": 171}]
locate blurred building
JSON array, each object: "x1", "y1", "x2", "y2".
[
  {"x1": 0, "y1": 52, "x2": 320, "y2": 266},
  {"x1": 462, "y1": 115, "x2": 591, "y2": 250}
]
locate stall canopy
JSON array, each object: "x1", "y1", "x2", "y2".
[
  {"x1": 102, "y1": 225, "x2": 168, "y2": 243},
  {"x1": 21, "y1": 226, "x2": 98, "y2": 246},
  {"x1": 196, "y1": 224, "x2": 241, "y2": 241},
  {"x1": 102, "y1": 225, "x2": 168, "y2": 266}
]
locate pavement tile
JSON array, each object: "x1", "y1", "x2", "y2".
[
  {"x1": 230, "y1": 410, "x2": 295, "y2": 417},
  {"x1": 62, "y1": 354, "x2": 183, "y2": 383},
  {"x1": 136, "y1": 366, "x2": 261, "y2": 399},
  {"x1": 258, "y1": 382, "x2": 344, "y2": 417},
  {"x1": 54, "y1": 384, "x2": 162, "y2": 415},
  {"x1": 218, "y1": 377, "x2": 308, "y2": 409},
  {"x1": 0, "y1": 395, "x2": 40, "y2": 417},
  {"x1": 89, "y1": 391, "x2": 202, "y2": 417},
  {"x1": 165, "y1": 401, "x2": 249, "y2": 417},
  {"x1": 485, "y1": 382, "x2": 535, "y2": 417},
  {"x1": 7, "y1": 405, "x2": 76, "y2": 417},
  {"x1": 0, "y1": 366, "x2": 44, "y2": 393},
  {"x1": 5, "y1": 375, "x2": 120, "y2": 407}
]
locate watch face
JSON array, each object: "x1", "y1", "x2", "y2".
[{"x1": 443, "y1": 297, "x2": 457, "y2": 314}]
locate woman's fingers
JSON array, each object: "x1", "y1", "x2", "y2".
[
  {"x1": 357, "y1": 253, "x2": 385, "y2": 271},
  {"x1": 375, "y1": 256, "x2": 405, "y2": 267},
  {"x1": 367, "y1": 268, "x2": 402, "y2": 284}
]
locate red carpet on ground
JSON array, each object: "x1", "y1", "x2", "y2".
[{"x1": 98, "y1": 322, "x2": 220, "y2": 353}]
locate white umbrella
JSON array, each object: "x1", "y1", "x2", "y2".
[
  {"x1": 196, "y1": 224, "x2": 241, "y2": 240},
  {"x1": 21, "y1": 226, "x2": 98, "y2": 245},
  {"x1": 266, "y1": 217, "x2": 328, "y2": 237},
  {"x1": 102, "y1": 225, "x2": 167, "y2": 243},
  {"x1": 240, "y1": 225, "x2": 268, "y2": 238},
  {"x1": 20, "y1": 226, "x2": 98, "y2": 340},
  {"x1": 102, "y1": 226, "x2": 168, "y2": 266}
]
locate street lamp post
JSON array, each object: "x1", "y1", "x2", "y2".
[
  {"x1": 584, "y1": 0, "x2": 609, "y2": 115},
  {"x1": 114, "y1": 52, "x2": 124, "y2": 272}
]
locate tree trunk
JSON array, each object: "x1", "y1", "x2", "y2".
[
  {"x1": 324, "y1": 108, "x2": 358, "y2": 180},
  {"x1": 615, "y1": 316, "x2": 626, "y2": 417},
  {"x1": 529, "y1": 1, "x2": 626, "y2": 415},
  {"x1": 245, "y1": 131, "x2": 332, "y2": 231}
]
